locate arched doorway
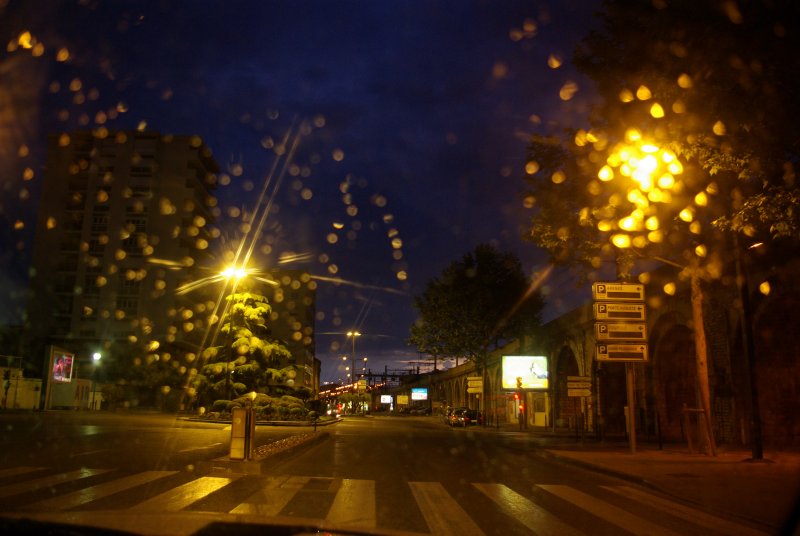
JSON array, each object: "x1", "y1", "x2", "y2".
[
  {"x1": 652, "y1": 322, "x2": 695, "y2": 441},
  {"x1": 753, "y1": 290, "x2": 800, "y2": 446}
]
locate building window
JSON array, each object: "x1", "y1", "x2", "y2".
[{"x1": 91, "y1": 215, "x2": 108, "y2": 233}]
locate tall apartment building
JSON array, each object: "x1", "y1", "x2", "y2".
[
  {"x1": 26, "y1": 130, "x2": 320, "y2": 400},
  {"x1": 26, "y1": 130, "x2": 219, "y2": 374}
]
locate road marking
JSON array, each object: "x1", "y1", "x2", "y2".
[
  {"x1": 131, "y1": 475, "x2": 239, "y2": 511},
  {"x1": 230, "y1": 475, "x2": 308, "y2": 515},
  {"x1": 326, "y1": 479, "x2": 376, "y2": 529},
  {"x1": 29, "y1": 471, "x2": 177, "y2": 510},
  {"x1": 70, "y1": 448, "x2": 110, "y2": 457},
  {"x1": 473, "y1": 483, "x2": 582, "y2": 536},
  {"x1": 0, "y1": 468, "x2": 110, "y2": 499},
  {"x1": 178, "y1": 442, "x2": 224, "y2": 454},
  {"x1": 602, "y1": 485, "x2": 770, "y2": 536},
  {"x1": 0, "y1": 467, "x2": 46, "y2": 479},
  {"x1": 409, "y1": 481, "x2": 485, "y2": 536},
  {"x1": 539, "y1": 484, "x2": 682, "y2": 536}
]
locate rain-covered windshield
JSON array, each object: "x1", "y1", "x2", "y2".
[{"x1": 0, "y1": 1, "x2": 797, "y2": 535}]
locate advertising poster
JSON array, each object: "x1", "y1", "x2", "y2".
[
  {"x1": 501, "y1": 355, "x2": 549, "y2": 390},
  {"x1": 411, "y1": 387, "x2": 428, "y2": 400},
  {"x1": 52, "y1": 350, "x2": 75, "y2": 383}
]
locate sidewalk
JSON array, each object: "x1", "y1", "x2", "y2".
[{"x1": 494, "y1": 424, "x2": 800, "y2": 533}]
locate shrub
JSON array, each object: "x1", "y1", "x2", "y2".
[
  {"x1": 211, "y1": 400, "x2": 229, "y2": 413},
  {"x1": 280, "y1": 395, "x2": 304, "y2": 407},
  {"x1": 289, "y1": 407, "x2": 307, "y2": 419}
]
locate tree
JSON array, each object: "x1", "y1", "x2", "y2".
[
  {"x1": 409, "y1": 244, "x2": 545, "y2": 372},
  {"x1": 193, "y1": 290, "x2": 292, "y2": 405},
  {"x1": 524, "y1": 0, "x2": 800, "y2": 455}
]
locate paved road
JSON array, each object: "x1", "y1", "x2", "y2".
[
  {"x1": 0, "y1": 413, "x2": 770, "y2": 535},
  {"x1": 0, "y1": 411, "x2": 295, "y2": 471}
]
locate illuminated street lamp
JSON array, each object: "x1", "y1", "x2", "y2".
[
  {"x1": 599, "y1": 128, "x2": 716, "y2": 456},
  {"x1": 90, "y1": 352, "x2": 102, "y2": 410},
  {"x1": 346, "y1": 331, "x2": 361, "y2": 386},
  {"x1": 222, "y1": 264, "x2": 247, "y2": 400}
]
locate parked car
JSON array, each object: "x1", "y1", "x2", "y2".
[{"x1": 452, "y1": 408, "x2": 479, "y2": 427}]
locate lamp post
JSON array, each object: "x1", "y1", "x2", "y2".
[
  {"x1": 346, "y1": 331, "x2": 361, "y2": 385},
  {"x1": 222, "y1": 265, "x2": 247, "y2": 401},
  {"x1": 91, "y1": 352, "x2": 102, "y2": 410}
]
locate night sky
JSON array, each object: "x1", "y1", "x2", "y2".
[{"x1": 0, "y1": 0, "x2": 601, "y2": 382}]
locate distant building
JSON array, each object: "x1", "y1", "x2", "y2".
[{"x1": 26, "y1": 130, "x2": 219, "y2": 380}]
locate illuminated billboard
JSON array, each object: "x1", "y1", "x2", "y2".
[
  {"x1": 411, "y1": 388, "x2": 428, "y2": 401},
  {"x1": 502, "y1": 355, "x2": 549, "y2": 390},
  {"x1": 380, "y1": 395, "x2": 392, "y2": 404},
  {"x1": 52, "y1": 350, "x2": 75, "y2": 383}
]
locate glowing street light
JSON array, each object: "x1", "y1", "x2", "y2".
[
  {"x1": 346, "y1": 331, "x2": 361, "y2": 386},
  {"x1": 221, "y1": 264, "x2": 249, "y2": 400},
  {"x1": 90, "y1": 352, "x2": 102, "y2": 410},
  {"x1": 221, "y1": 265, "x2": 247, "y2": 280}
]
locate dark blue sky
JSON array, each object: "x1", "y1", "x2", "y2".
[{"x1": 0, "y1": 0, "x2": 601, "y2": 382}]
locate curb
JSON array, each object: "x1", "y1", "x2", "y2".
[{"x1": 534, "y1": 448, "x2": 655, "y2": 489}]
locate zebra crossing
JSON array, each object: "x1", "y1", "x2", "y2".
[{"x1": 0, "y1": 465, "x2": 769, "y2": 535}]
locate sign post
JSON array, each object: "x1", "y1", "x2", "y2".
[
  {"x1": 592, "y1": 282, "x2": 648, "y2": 454},
  {"x1": 567, "y1": 376, "x2": 591, "y2": 442}
]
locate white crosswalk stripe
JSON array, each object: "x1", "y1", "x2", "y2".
[
  {"x1": 601, "y1": 485, "x2": 770, "y2": 536},
  {"x1": 409, "y1": 481, "x2": 485, "y2": 536},
  {"x1": 0, "y1": 468, "x2": 110, "y2": 499},
  {"x1": 28, "y1": 470, "x2": 177, "y2": 511},
  {"x1": 230, "y1": 475, "x2": 308, "y2": 515},
  {"x1": 131, "y1": 475, "x2": 240, "y2": 512},
  {"x1": 326, "y1": 478, "x2": 376, "y2": 529},
  {"x1": 0, "y1": 466, "x2": 46, "y2": 479},
  {"x1": 473, "y1": 483, "x2": 583, "y2": 536},
  {"x1": 0, "y1": 467, "x2": 768, "y2": 535},
  {"x1": 539, "y1": 484, "x2": 684, "y2": 536}
]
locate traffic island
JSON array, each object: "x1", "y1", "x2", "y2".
[{"x1": 202, "y1": 431, "x2": 330, "y2": 475}]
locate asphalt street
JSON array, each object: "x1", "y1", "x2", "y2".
[{"x1": 0, "y1": 412, "x2": 771, "y2": 535}]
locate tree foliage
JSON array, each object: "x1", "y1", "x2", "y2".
[
  {"x1": 525, "y1": 0, "x2": 800, "y2": 278},
  {"x1": 193, "y1": 290, "x2": 293, "y2": 404},
  {"x1": 409, "y1": 244, "x2": 545, "y2": 370}
]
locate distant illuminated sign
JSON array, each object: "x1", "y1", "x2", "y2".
[
  {"x1": 411, "y1": 388, "x2": 428, "y2": 401},
  {"x1": 380, "y1": 395, "x2": 392, "y2": 404},
  {"x1": 502, "y1": 355, "x2": 548, "y2": 390},
  {"x1": 52, "y1": 351, "x2": 74, "y2": 383}
]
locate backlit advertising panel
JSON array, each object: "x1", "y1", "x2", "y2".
[
  {"x1": 380, "y1": 395, "x2": 392, "y2": 404},
  {"x1": 410, "y1": 388, "x2": 428, "y2": 400},
  {"x1": 52, "y1": 350, "x2": 75, "y2": 383},
  {"x1": 501, "y1": 355, "x2": 549, "y2": 390}
]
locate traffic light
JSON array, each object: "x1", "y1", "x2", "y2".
[
  {"x1": 513, "y1": 392, "x2": 519, "y2": 401},
  {"x1": 519, "y1": 403, "x2": 524, "y2": 412}
]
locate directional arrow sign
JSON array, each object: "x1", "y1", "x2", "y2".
[
  {"x1": 592, "y1": 282, "x2": 645, "y2": 302},
  {"x1": 593, "y1": 302, "x2": 646, "y2": 321},
  {"x1": 595, "y1": 322, "x2": 647, "y2": 341},
  {"x1": 596, "y1": 343, "x2": 649, "y2": 362},
  {"x1": 568, "y1": 388, "x2": 592, "y2": 397},
  {"x1": 567, "y1": 381, "x2": 592, "y2": 389}
]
